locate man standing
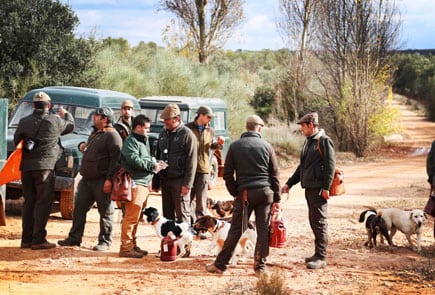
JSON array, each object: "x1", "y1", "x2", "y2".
[
  {"x1": 58, "y1": 107, "x2": 122, "y2": 251},
  {"x1": 119, "y1": 114, "x2": 166, "y2": 258},
  {"x1": 186, "y1": 106, "x2": 224, "y2": 222},
  {"x1": 206, "y1": 115, "x2": 280, "y2": 275},
  {"x1": 157, "y1": 103, "x2": 197, "y2": 223},
  {"x1": 14, "y1": 91, "x2": 74, "y2": 250},
  {"x1": 281, "y1": 112, "x2": 335, "y2": 269},
  {"x1": 426, "y1": 140, "x2": 435, "y2": 238},
  {"x1": 114, "y1": 99, "x2": 135, "y2": 140}
]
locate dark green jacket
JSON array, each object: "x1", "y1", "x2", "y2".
[
  {"x1": 157, "y1": 122, "x2": 198, "y2": 189},
  {"x1": 79, "y1": 125, "x2": 122, "y2": 180},
  {"x1": 121, "y1": 132, "x2": 155, "y2": 186},
  {"x1": 223, "y1": 131, "x2": 281, "y2": 202},
  {"x1": 14, "y1": 108, "x2": 74, "y2": 172},
  {"x1": 286, "y1": 129, "x2": 335, "y2": 191},
  {"x1": 427, "y1": 140, "x2": 435, "y2": 186}
]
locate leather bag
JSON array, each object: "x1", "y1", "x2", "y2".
[
  {"x1": 110, "y1": 168, "x2": 132, "y2": 202},
  {"x1": 330, "y1": 168, "x2": 346, "y2": 196}
]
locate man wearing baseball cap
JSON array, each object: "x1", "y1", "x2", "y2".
[
  {"x1": 58, "y1": 106, "x2": 123, "y2": 251},
  {"x1": 186, "y1": 106, "x2": 225, "y2": 226},
  {"x1": 114, "y1": 99, "x2": 135, "y2": 141},
  {"x1": 14, "y1": 91, "x2": 75, "y2": 250}
]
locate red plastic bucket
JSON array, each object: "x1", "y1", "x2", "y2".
[
  {"x1": 160, "y1": 235, "x2": 177, "y2": 261},
  {"x1": 269, "y1": 217, "x2": 287, "y2": 248}
]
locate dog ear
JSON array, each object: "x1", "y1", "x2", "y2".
[{"x1": 409, "y1": 212, "x2": 413, "y2": 220}]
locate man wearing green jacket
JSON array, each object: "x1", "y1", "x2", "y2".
[
  {"x1": 282, "y1": 112, "x2": 335, "y2": 269},
  {"x1": 119, "y1": 115, "x2": 166, "y2": 258}
]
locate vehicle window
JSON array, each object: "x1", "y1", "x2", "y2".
[
  {"x1": 140, "y1": 109, "x2": 159, "y2": 124},
  {"x1": 9, "y1": 102, "x2": 33, "y2": 126},
  {"x1": 213, "y1": 111, "x2": 226, "y2": 131}
]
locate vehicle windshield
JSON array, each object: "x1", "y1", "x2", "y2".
[
  {"x1": 9, "y1": 102, "x2": 97, "y2": 135},
  {"x1": 139, "y1": 108, "x2": 189, "y2": 134}
]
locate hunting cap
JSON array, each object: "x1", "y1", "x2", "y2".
[
  {"x1": 246, "y1": 115, "x2": 265, "y2": 126},
  {"x1": 297, "y1": 112, "x2": 319, "y2": 125},
  {"x1": 197, "y1": 106, "x2": 215, "y2": 117},
  {"x1": 95, "y1": 106, "x2": 114, "y2": 121},
  {"x1": 33, "y1": 92, "x2": 51, "y2": 102},
  {"x1": 160, "y1": 103, "x2": 180, "y2": 119},
  {"x1": 121, "y1": 99, "x2": 134, "y2": 109}
]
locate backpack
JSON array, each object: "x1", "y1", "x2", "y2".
[
  {"x1": 317, "y1": 137, "x2": 346, "y2": 196},
  {"x1": 111, "y1": 167, "x2": 132, "y2": 202}
]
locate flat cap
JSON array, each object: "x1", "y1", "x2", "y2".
[
  {"x1": 33, "y1": 92, "x2": 51, "y2": 102},
  {"x1": 121, "y1": 99, "x2": 134, "y2": 109},
  {"x1": 197, "y1": 106, "x2": 215, "y2": 117},
  {"x1": 160, "y1": 103, "x2": 180, "y2": 119},
  {"x1": 297, "y1": 112, "x2": 319, "y2": 125},
  {"x1": 246, "y1": 115, "x2": 265, "y2": 126}
]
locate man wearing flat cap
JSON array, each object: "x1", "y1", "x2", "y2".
[
  {"x1": 282, "y1": 112, "x2": 336, "y2": 270},
  {"x1": 186, "y1": 106, "x2": 225, "y2": 224},
  {"x1": 156, "y1": 103, "x2": 198, "y2": 223},
  {"x1": 206, "y1": 114, "x2": 281, "y2": 275},
  {"x1": 14, "y1": 91, "x2": 75, "y2": 250},
  {"x1": 59, "y1": 106, "x2": 122, "y2": 251}
]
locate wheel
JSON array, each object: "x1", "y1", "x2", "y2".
[
  {"x1": 60, "y1": 190, "x2": 74, "y2": 220},
  {"x1": 208, "y1": 155, "x2": 219, "y2": 190}
]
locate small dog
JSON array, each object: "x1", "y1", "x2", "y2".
[
  {"x1": 142, "y1": 207, "x2": 193, "y2": 257},
  {"x1": 378, "y1": 208, "x2": 426, "y2": 252},
  {"x1": 358, "y1": 209, "x2": 392, "y2": 248},
  {"x1": 193, "y1": 215, "x2": 256, "y2": 266},
  {"x1": 206, "y1": 198, "x2": 234, "y2": 218}
]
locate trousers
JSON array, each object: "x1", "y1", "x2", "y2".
[
  {"x1": 120, "y1": 185, "x2": 149, "y2": 251},
  {"x1": 305, "y1": 188, "x2": 328, "y2": 259}
]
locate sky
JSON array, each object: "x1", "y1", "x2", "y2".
[{"x1": 60, "y1": 0, "x2": 435, "y2": 51}]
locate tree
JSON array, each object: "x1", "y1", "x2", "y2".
[
  {"x1": 277, "y1": 0, "x2": 318, "y2": 121},
  {"x1": 160, "y1": 0, "x2": 244, "y2": 63},
  {"x1": 0, "y1": 0, "x2": 97, "y2": 103},
  {"x1": 313, "y1": 0, "x2": 402, "y2": 156}
]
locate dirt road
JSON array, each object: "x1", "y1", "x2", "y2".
[{"x1": 0, "y1": 98, "x2": 434, "y2": 295}]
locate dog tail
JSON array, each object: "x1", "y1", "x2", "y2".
[{"x1": 377, "y1": 210, "x2": 383, "y2": 217}]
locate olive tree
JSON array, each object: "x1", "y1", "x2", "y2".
[{"x1": 160, "y1": 0, "x2": 244, "y2": 64}]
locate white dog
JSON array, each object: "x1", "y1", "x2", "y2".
[
  {"x1": 378, "y1": 208, "x2": 426, "y2": 251},
  {"x1": 193, "y1": 215, "x2": 257, "y2": 266},
  {"x1": 142, "y1": 207, "x2": 193, "y2": 257}
]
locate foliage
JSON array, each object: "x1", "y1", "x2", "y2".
[
  {"x1": 392, "y1": 53, "x2": 435, "y2": 121},
  {"x1": 249, "y1": 87, "x2": 275, "y2": 122},
  {"x1": 0, "y1": 0, "x2": 98, "y2": 105},
  {"x1": 160, "y1": 0, "x2": 244, "y2": 63},
  {"x1": 255, "y1": 271, "x2": 291, "y2": 295}
]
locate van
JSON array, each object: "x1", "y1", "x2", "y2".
[
  {"x1": 6, "y1": 86, "x2": 140, "y2": 219},
  {"x1": 138, "y1": 96, "x2": 230, "y2": 188}
]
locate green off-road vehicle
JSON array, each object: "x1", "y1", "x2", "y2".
[
  {"x1": 138, "y1": 96, "x2": 231, "y2": 189},
  {"x1": 6, "y1": 86, "x2": 140, "y2": 219}
]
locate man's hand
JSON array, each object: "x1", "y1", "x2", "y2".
[
  {"x1": 321, "y1": 189, "x2": 330, "y2": 200},
  {"x1": 281, "y1": 184, "x2": 290, "y2": 193},
  {"x1": 103, "y1": 180, "x2": 112, "y2": 193}
]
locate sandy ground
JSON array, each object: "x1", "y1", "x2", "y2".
[{"x1": 0, "y1": 98, "x2": 434, "y2": 295}]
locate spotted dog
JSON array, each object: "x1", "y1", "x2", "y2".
[
  {"x1": 193, "y1": 215, "x2": 256, "y2": 266},
  {"x1": 142, "y1": 207, "x2": 193, "y2": 257},
  {"x1": 358, "y1": 209, "x2": 392, "y2": 248}
]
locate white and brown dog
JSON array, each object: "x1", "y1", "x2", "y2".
[
  {"x1": 142, "y1": 207, "x2": 193, "y2": 257},
  {"x1": 193, "y1": 215, "x2": 256, "y2": 266},
  {"x1": 378, "y1": 208, "x2": 426, "y2": 252}
]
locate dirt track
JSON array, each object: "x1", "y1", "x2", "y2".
[{"x1": 0, "y1": 97, "x2": 434, "y2": 295}]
